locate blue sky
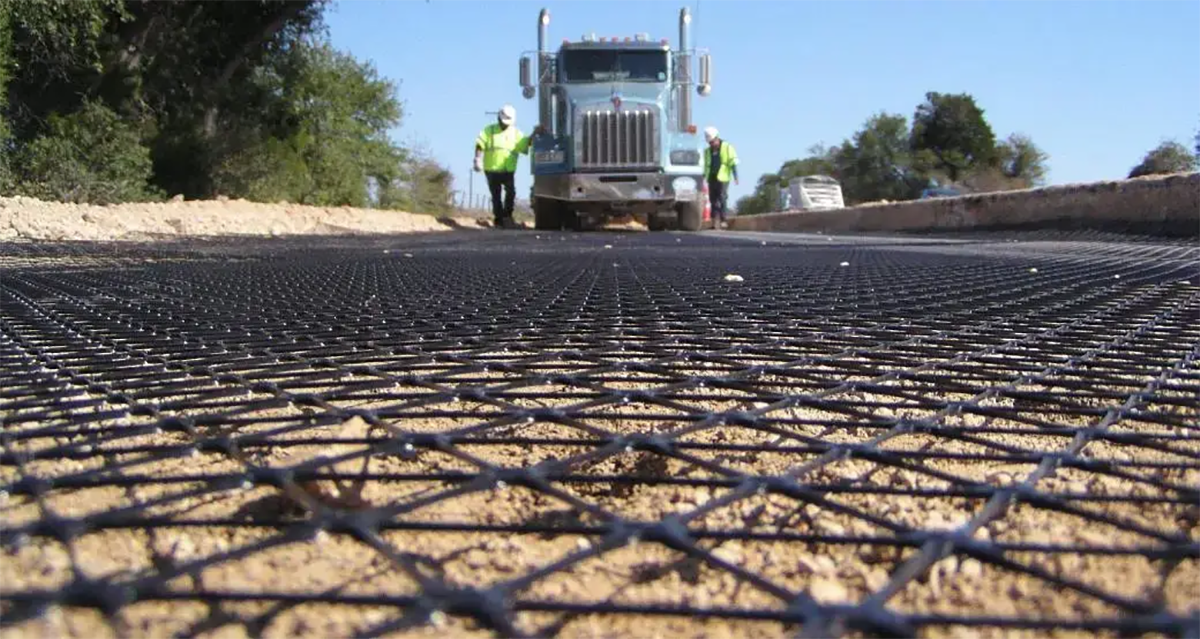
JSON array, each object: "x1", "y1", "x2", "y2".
[{"x1": 324, "y1": 0, "x2": 1200, "y2": 207}]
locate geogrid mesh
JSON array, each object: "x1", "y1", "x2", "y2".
[{"x1": 1, "y1": 230, "x2": 1198, "y2": 638}]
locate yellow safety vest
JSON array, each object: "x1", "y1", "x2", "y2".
[
  {"x1": 476, "y1": 123, "x2": 531, "y2": 173},
  {"x1": 703, "y1": 140, "x2": 739, "y2": 183}
]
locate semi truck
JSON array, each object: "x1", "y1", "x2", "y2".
[{"x1": 518, "y1": 7, "x2": 713, "y2": 231}]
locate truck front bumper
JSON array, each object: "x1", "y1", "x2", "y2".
[{"x1": 535, "y1": 173, "x2": 702, "y2": 203}]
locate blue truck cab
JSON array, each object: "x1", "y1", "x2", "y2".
[{"x1": 518, "y1": 8, "x2": 713, "y2": 231}]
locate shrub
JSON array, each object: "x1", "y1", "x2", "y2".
[{"x1": 15, "y1": 100, "x2": 157, "y2": 203}]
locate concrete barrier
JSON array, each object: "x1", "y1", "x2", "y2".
[{"x1": 729, "y1": 172, "x2": 1200, "y2": 237}]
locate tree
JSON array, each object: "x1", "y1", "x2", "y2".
[
  {"x1": 995, "y1": 133, "x2": 1048, "y2": 187},
  {"x1": 15, "y1": 100, "x2": 156, "y2": 203},
  {"x1": 212, "y1": 37, "x2": 406, "y2": 207},
  {"x1": 830, "y1": 112, "x2": 925, "y2": 204},
  {"x1": 4, "y1": 0, "x2": 329, "y2": 198},
  {"x1": 379, "y1": 148, "x2": 455, "y2": 214},
  {"x1": 910, "y1": 91, "x2": 998, "y2": 182},
  {"x1": 778, "y1": 146, "x2": 836, "y2": 183},
  {"x1": 735, "y1": 172, "x2": 782, "y2": 216},
  {"x1": 0, "y1": 0, "x2": 12, "y2": 192},
  {"x1": 1127, "y1": 141, "x2": 1199, "y2": 178}
]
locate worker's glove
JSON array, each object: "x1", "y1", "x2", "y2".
[{"x1": 473, "y1": 157, "x2": 483, "y2": 172}]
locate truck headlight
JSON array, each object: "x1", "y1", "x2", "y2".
[
  {"x1": 670, "y1": 149, "x2": 700, "y2": 165},
  {"x1": 535, "y1": 150, "x2": 564, "y2": 164},
  {"x1": 671, "y1": 177, "x2": 697, "y2": 195}
]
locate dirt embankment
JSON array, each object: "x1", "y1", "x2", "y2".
[
  {"x1": 0, "y1": 196, "x2": 493, "y2": 242},
  {"x1": 732, "y1": 172, "x2": 1200, "y2": 237}
]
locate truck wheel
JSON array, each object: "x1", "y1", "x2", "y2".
[
  {"x1": 533, "y1": 197, "x2": 564, "y2": 230},
  {"x1": 676, "y1": 200, "x2": 703, "y2": 232},
  {"x1": 647, "y1": 213, "x2": 668, "y2": 231}
]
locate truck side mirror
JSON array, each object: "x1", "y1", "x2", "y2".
[
  {"x1": 519, "y1": 56, "x2": 535, "y2": 99},
  {"x1": 697, "y1": 54, "x2": 712, "y2": 96}
]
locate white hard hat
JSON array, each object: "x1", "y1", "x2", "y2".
[
  {"x1": 499, "y1": 104, "x2": 516, "y2": 125},
  {"x1": 703, "y1": 126, "x2": 718, "y2": 142}
]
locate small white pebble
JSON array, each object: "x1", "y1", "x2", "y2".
[
  {"x1": 604, "y1": 244, "x2": 613, "y2": 249},
  {"x1": 840, "y1": 261, "x2": 850, "y2": 267},
  {"x1": 429, "y1": 611, "x2": 447, "y2": 627},
  {"x1": 809, "y1": 576, "x2": 848, "y2": 603},
  {"x1": 723, "y1": 274, "x2": 744, "y2": 282},
  {"x1": 1029, "y1": 267, "x2": 1038, "y2": 273},
  {"x1": 1113, "y1": 274, "x2": 1120, "y2": 279},
  {"x1": 577, "y1": 538, "x2": 591, "y2": 550},
  {"x1": 864, "y1": 567, "x2": 889, "y2": 591},
  {"x1": 404, "y1": 253, "x2": 414, "y2": 258},
  {"x1": 960, "y1": 558, "x2": 984, "y2": 578},
  {"x1": 676, "y1": 238, "x2": 682, "y2": 242},
  {"x1": 383, "y1": 249, "x2": 390, "y2": 254},
  {"x1": 761, "y1": 241, "x2": 767, "y2": 245}
]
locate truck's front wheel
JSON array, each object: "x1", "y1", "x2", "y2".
[
  {"x1": 676, "y1": 200, "x2": 703, "y2": 232},
  {"x1": 533, "y1": 197, "x2": 565, "y2": 230}
]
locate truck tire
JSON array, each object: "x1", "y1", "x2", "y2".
[
  {"x1": 676, "y1": 200, "x2": 703, "y2": 232},
  {"x1": 647, "y1": 213, "x2": 668, "y2": 231},
  {"x1": 533, "y1": 197, "x2": 564, "y2": 230}
]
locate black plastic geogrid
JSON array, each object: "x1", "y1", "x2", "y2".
[{"x1": 1, "y1": 230, "x2": 1198, "y2": 638}]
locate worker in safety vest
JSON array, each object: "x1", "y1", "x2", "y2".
[
  {"x1": 473, "y1": 105, "x2": 542, "y2": 228},
  {"x1": 702, "y1": 126, "x2": 738, "y2": 230}
]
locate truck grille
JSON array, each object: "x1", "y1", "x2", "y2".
[{"x1": 576, "y1": 107, "x2": 659, "y2": 169}]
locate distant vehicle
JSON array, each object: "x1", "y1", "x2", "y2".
[
  {"x1": 920, "y1": 186, "x2": 963, "y2": 199},
  {"x1": 787, "y1": 175, "x2": 845, "y2": 211},
  {"x1": 518, "y1": 7, "x2": 714, "y2": 232}
]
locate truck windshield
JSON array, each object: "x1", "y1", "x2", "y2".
[{"x1": 560, "y1": 49, "x2": 668, "y2": 83}]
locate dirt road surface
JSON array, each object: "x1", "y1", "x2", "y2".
[{"x1": 2, "y1": 229, "x2": 1197, "y2": 638}]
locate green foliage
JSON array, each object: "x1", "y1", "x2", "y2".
[
  {"x1": 1, "y1": 0, "x2": 455, "y2": 211},
  {"x1": 910, "y1": 91, "x2": 998, "y2": 181},
  {"x1": 830, "y1": 112, "x2": 926, "y2": 204},
  {"x1": 0, "y1": 0, "x2": 13, "y2": 192},
  {"x1": 212, "y1": 37, "x2": 425, "y2": 208},
  {"x1": 996, "y1": 133, "x2": 1048, "y2": 187},
  {"x1": 7, "y1": 0, "x2": 122, "y2": 80},
  {"x1": 1128, "y1": 140, "x2": 1199, "y2": 178},
  {"x1": 211, "y1": 136, "x2": 313, "y2": 203},
  {"x1": 739, "y1": 92, "x2": 1053, "y2": 215},
  {"x1": 380, "y1": 150, "x2": 456, "y2": 214},
  {"x1": 0, "y1": 1, "x2": 9, "y2": 92},
  {"x1": 14, "y1": 100, "x2": 157, "y2": 203}
]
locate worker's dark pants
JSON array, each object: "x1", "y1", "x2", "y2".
[
  {"x1": 708, "y1": 178, "x2": 729, "y2": 222},
  {"x1": 485, "y1": 171, "x2": 516, "y2": 224}
]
